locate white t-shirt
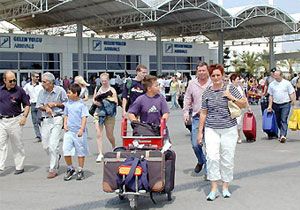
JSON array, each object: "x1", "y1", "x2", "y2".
[
  {"x1": 23, "y1": 82, "x2": 44, "y2": 103},
  {"x1": 268, "y1": 79, "x2": 295, "y2": 104}
]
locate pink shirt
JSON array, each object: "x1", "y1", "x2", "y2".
[{"x1": 183, "y1": 78, "x2": 211, "y2": 117}]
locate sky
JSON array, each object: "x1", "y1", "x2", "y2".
[{"x1": 211, "y1": 0, "x2": 300, "y2": 14}]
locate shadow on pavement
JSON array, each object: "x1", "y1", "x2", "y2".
[
  {"x1": 55, "y1": 192, "x2": 175, "y2": 210},
  {"x1": 0, "y1": 165, "x2": 39, "y2": 177},
  {"x1": 54, "y1": 161, "x2": 300, "y2": 210}
]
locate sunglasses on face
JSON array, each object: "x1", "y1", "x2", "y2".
[{"x1": 8, "y1": 79, "x2": 17, "y2": 83}]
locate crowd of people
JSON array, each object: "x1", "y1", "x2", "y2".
[{"x1": 0, "y1": 62, "x2": 298, "y2": 201}]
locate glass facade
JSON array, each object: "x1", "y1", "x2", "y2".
[
  {"x1": 0, "y1": 52, "x2": 61, "y2": 72},
  {"x1": 149, "y1": 55, "x2": 203, "y2": 71},
  {"x1": 72, "y1": 53, "x2": 140, "y2": 72}
]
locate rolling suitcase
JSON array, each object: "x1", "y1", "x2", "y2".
[
  {"x1": 242, "y1": 111, "x2": 256, "y2": 141},
  {"x1": 103, "y1": 150, "x2": 176, "y2": 193},
  {"x1": 262, "y1": 110, "x2": 278, "y2": 139}
]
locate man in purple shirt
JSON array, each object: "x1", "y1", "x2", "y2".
[
  {"x1": 128, "y1": 75, "x2": 169, "y2": 127},
  {"x1": 0, "y1": 70, "x2": 30, "y2": 175},
  {"x1": 122, "y1": 64, "x2": 148, "y2": 117}
]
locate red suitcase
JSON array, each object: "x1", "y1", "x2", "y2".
[{"x1": 242, "y1": 111, "x2": 256, "y2": 142}]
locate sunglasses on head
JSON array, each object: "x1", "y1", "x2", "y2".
[{"x1": 8, "y1": 79, "x2": 17, "y2": 83}]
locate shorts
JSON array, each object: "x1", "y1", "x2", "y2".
[
  {"x1": 93, "y1": 115, "x2": 115, "y2": 127},
  {"x1": 63, "y1": 131, "x2": 88, "y2": 157}
]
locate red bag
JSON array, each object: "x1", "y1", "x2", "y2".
[{"x1": 242, "y1": 111, "x2": 256, "y2": 141}]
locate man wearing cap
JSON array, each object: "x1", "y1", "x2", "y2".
[
  {"x1": 23, "y1": 71, "x2": 43, "y2": 143},
  {"x1": 267, "y1": 70, "x2": 296, "y2": 143},
  {"x1": 0, "y1": 70, "x2": 30, "y2": 175},
  {"x1": 36, "y1": 72, "x2": 68, "y2": 179}
]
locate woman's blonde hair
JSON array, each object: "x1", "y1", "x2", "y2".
[
  {"x1": 74, "y1": 75, "x2": 90, "y2": 86},
  {"x1": 100, "y1": 72, "x2": 110, "y2": 80}
]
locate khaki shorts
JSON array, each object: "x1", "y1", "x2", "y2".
[{"x1": 94, "y1": 115, "x2": 115, "y2": 127}]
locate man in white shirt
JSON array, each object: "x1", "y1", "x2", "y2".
[
  {"x1": 267, "y1": 70, "x2": 296, "y2": 143},
  {"x1": 23, "y1": 72, "x2": 44, "y2": 142}
]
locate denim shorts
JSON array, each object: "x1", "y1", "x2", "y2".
[{"x1": 63, "y1": 131, "x2": 88, "y2": 157}]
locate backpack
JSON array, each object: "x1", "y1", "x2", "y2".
[
  {"x1": 296, "y1": 78, "x2": 300, "y2": 89},
  {"x1": 124, "y1": 78, "x2": 134, "y2": 111},
  {"x1": 117, "y1": 156, "x2": 150, "y2": 192}
]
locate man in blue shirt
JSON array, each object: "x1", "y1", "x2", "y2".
[
  {"x1": 0, "y1": 70, "x2": 30, "y2": 175},
  {"x1": 36, "y1": 72, "x2": 68, "y2": 179}
]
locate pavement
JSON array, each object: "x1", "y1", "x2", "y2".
[{"x1": 1, "y1": 101, "x2": 300, "y2": 210}]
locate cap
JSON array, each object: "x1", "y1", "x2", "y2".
[{"x1": 270, "y1": 67, "x2": 276, "y2": 73}]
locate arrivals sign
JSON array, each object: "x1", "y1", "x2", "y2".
[
  {"x1": 0, "y1": 35, "x2": 43, "y2": 49},
  {"x1": 165, "y1": 43, "x2": 192, "y2": 54},
  {"x1": 92, "y1": 40, "x2": 127, "y2": 52}
]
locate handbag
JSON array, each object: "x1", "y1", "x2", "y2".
[
  {"x1": 288, "y1": 109, "x2": 300, "y2": 131},
  {"x1": 227, "y1": 85, "x2": 242, "y2": 119},
  {"x1": 89, "y1": 104, "x2": 98, "y2": 116},
  {"x1": 131, "y1": 121, "x2": 160, "y2": 136}
]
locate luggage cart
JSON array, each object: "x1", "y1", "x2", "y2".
[{"x1": 108, "y1": 117, "x2": 173, "y2": 209}]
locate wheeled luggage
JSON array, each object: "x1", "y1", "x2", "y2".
[
  {"x1": 262, "y1": 110, "x2": 278, "y2": 139},
  {"x1": 242, "y1": 111, "x2": 256, "y2": 141},
  {"x1": 102, "y1": 149, "x2": 176, "y2": 209}
]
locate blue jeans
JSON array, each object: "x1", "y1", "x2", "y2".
[
  {"x1": 170, "y1": 92, "x2": 179, "y2": 109},
  {"x1": 31, "y1": 104, "x2": 41, "y2": 139},
  {"x1": 272, "y1": 102, "x2": 291, "y2": 137},
  {"x1": 191, "y1": 116, "x2": 206, "y2": 165}
]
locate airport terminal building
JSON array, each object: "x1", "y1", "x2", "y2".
[{"x1": 0, "y1": 33, "x2": 217, "y2": 85}]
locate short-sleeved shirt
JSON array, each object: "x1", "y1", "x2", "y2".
[
  {"x1": 268, "y1": 79, "x2": 295, "y2": 104},
  {"x1": 0, "y1": 85, "x2": 30, "y2": 116},
  {"x1": 23, "y1": 82, "x2": 43, "y2": 104},
  {"x1": 64, "y1": 99, "x2": 89, "y2": 133},
  {"x1": 36, "y1": 85, "x2": 68, "y2": 117},
  {"x1": 128, "y1": 94, "x2": 169, "y2": 126},
  {"x1": 79, "y1": 87, "x2": 89, "y2": 100},
  {"x1": 201, "y1": 85, "x2": 243, "y2": 129},
  {"x1": 122, "y1": 79, "x2": 145, "y2": 106}
]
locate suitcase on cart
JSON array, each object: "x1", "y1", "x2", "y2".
[
  {"x1": 103, "y1": 150, "x2": 175, "y2": 194},
  {"x1": 262, "y1": 110, "x2": 278, "y2": 139},
  {"x1": 242, "y1": 112, "x2": 256, "y2": 141}
]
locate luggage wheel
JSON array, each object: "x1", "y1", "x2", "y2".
[
  {"x1": 167, "y1": 192, "x2": 172, "y2": 201},
  {"x1": 129, "y1": 195, "x2": 138, "y2": 209},
  {"x1": 118, "y1": 194, "x2": 125, "y2": 200}
]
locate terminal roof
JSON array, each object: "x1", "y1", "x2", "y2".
[{"x1": 0, "y1": 0, "x2": 298, "y2": 41}]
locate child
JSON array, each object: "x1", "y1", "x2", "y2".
[
  {"x1": 128, "y1": 75, "x2": 170, "y2": 151},
  {"x1": 63, "y1": 83, "x2": 89, "y2": 181}
]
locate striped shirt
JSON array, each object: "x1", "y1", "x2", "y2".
[{"x1": 201, "y1": 85, "x2": 243, "y2": 129}]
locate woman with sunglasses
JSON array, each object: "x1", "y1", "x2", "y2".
[{"x1": 198, "y1": 65, "x2": 247, "y2": 201}]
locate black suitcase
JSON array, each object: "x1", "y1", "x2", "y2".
[{"x1": 164, "y1": 150, "x2": 176, "y2": 193}]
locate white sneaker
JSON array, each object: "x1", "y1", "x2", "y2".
[{"x1": 96, "y1": 154, "x2": 104, "y2": 163}]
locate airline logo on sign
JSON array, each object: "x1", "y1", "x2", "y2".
[
  {"x1": 93, "y1": 40, "x2": 102, "y2": 51},
  {"x1": 0, "y1": 36, "x2": 10, "y2": 48},
  {"x1": 165, "y1": 43, "x2": 173, "y2": 53}
]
